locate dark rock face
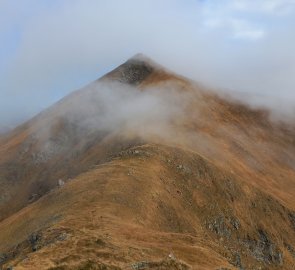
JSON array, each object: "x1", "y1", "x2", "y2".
[
  {"x1": 106, "y1": 56, "x2": 154, "y2": 85},
  {"x1": 117, "y1": 60, "x2": 153, "y2": 85},
  {"x1": 29, "y1": 232, "x2": 41, "y2": 252},
  {"x1": 0, "y1": 253, "x2": 7, "y2": 264},
  {"x1": 289, "y1": 212, "x2": 295, "y2": 230}
]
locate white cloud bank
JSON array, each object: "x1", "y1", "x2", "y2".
[{"x1": 0, "y1": 0, "x2": 295, "y2": 129}]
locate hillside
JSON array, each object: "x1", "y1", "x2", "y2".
[{"x1": 0, "y1": 54, "x2": 295, "y2": 269}]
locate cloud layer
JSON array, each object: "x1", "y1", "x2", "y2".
[{"x1": 1, "y1": 0, "x2": 295, "y2": 130}]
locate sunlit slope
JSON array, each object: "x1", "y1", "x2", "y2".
[{"x1": 1, "y1": 144, "x2": 295, "y2": 269}]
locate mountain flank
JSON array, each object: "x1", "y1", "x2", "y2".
[{"x1": 0, "y1": 54, "x2": 295, "y2": 269}]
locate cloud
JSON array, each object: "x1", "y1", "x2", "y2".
[
  {"x1": 33, "y1": 80, "x2": 194, "y2": 150},
  {"x1": 230, "y1": 0, "x2": 295, "y2": 14},
  {"x1": 0, "y1": 0, "x2": 295, "y2": 130},
  {"x1": 204, "y1": 17, "x2": 265, "y2": 40}
]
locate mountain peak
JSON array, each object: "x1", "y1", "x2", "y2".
[
  {"x1": 128, "y1": 53, "x2": 154, "y2": 63},
  {"x1": 105, "y1": 53, "x2": 160, "y2": 85}
]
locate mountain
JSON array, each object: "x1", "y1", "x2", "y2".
[{"x1": 0, "y1": 54, "x2": 295, "y2": 270}]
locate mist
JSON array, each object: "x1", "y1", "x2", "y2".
[
  {"x1": 32, "y1": 79, "x2": 194, "y2": 149},
  {"x1": 1, "y1": 0, "x2": 295, "y2": 131}
]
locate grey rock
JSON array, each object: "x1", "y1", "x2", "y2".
[
  {"x1": 230, "y1": 217, "x2": 240, "y2": 230},
  {"x1": 230, "y1": 253, "x2": 244, "y2": 270},
  {"x1": 116, "y1": 58, "x2": 153, "y2": 85},
  {"x1": 207, "y1": 215, "x2": 231, "y2": 238},
  {"x1": 29, "y1": 232, "x2": 41, "y2": 252},
  {"x1": 131, "y1": 261, "x2": 149, "y2": 270},
  {"x1": 242, "y1": 229, "x2": 283, "y2": 265},
  {"x1": 0, "y1": 253, "x2": 7, "y2": 264},
  {"x1": 28, "y1": 193, "x2": 39, "y2": 203},
  {"x1": 289, "y1": 212, "x2": 295, "y2": 229},
  {"x1": 58, "y1": 179, "x2": 65, "y2": 187}
]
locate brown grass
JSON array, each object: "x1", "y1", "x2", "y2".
[{"x1": 0, "y1": 58, "x2": 295, "y2": 269}]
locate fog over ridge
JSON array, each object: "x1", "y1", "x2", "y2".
[{"x1": 1, "y1": 0, "x2": 295, "y2": 130}]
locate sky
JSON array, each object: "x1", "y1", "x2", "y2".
[{"x1": 1, "y1": 0, "x2": 295, "y2": 130}]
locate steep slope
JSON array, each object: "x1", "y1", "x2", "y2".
[
  {"x1": 0, "y1": 54, "x2": 295, "y2": 269},
  {"x1": 0, "y1": 54, "x2": 192, "y2": 220}
]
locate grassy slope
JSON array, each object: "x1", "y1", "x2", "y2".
[
  {"x1": 0, "y1": 144, "x2": 294, "y2": 269},
  {"x1": 0, "y1": 56, "x2": 295, "y2": 269}
]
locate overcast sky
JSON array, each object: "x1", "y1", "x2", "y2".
[{"x1": 1, "y1": 0, "x2": 295, "y2": 129}]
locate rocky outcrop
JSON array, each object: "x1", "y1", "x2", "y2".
[
  {"x1": 242, "y1": 229, "x2": 283, "y2": 266},
  {"x1": 105, "y1": 54, "x2": 154, "y2": 85}
]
